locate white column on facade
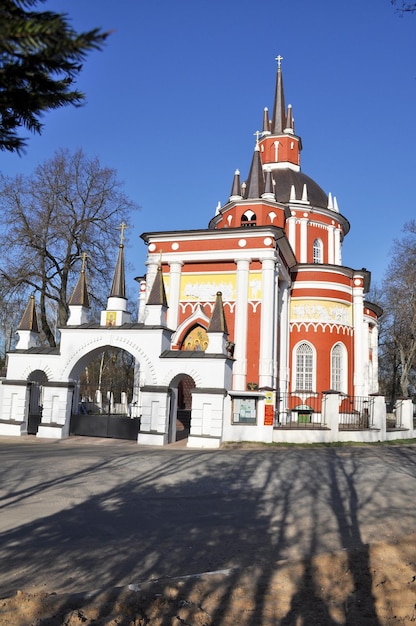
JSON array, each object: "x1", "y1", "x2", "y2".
[
  {"x1": 288, "y1": 215, "x2": 296, "y2": 255},
  {"x1": 167, "y1": 261, "x2": 183, "y2": 330},
  {"x1": 138, "y1": 278, "x2": 147, "y2": 323},
  {"x1": 278, "y1": 280, "x2": 291, "y2": 395},
  {"x1": 353, "y1": 281, "x2": 365, "y2": 396},
  {"x1": 327, "y1": 225, "x2": 335, "y2": 264},
  {"x1": 334, "y1": 228, "x2": 341, "y2": 265},
  {"x1": 259, "y1": 257, "x2": 277, "y2": 388},
  {"x1": 300, "y1": 217, "x2": 308, "y2": 263},
  {"x1": 232, "y1": 258, "x2": 251, "y2": 390},
  {"x1": 370, "y1": 323, "x2": 379, "y2": 393}
]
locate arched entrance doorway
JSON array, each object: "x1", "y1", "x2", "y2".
[
  {"x1": 69, "y1": 347, "x2": 141, "y2": 440},
  {"x1": 27, "y1": 370, "x2": 48, "y2": 434},
  {"x1": 168, "y1": 374, "x2": 196, "y2": 443}
]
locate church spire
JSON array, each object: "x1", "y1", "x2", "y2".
[
  {"x1": 271, "y1": 55, "x2": 286, "y2": 134},
  {"x1": 147, "y1": 264, "x2": 168, "y2": 307},
  {"x1": 229, "y1": 169, "x2": 242, "y2": 201},
  {"x1": 109, "y1": 222, "x2": 128, "y2": 299},
  {"x1": 15, "y1": 294, "x2": 40, "y2": 349},
  {"x1": 205, "y1": 291, "x2": 229, "y2": 355},
  {"x1": 100, "y1": 222, "x2": 131, "y2": 327},
  {"x1": 69, "y1": 253, "x2": 90, "y2": 308},
  {"x1": 67, "y1": 253, "x2": 90, "y2": 325},
  {"x1": 17, "y1": 295, "x2": 39, "y2": 333},
  {"x1": 207, "y1": 291, "x2": 228, "y2": 334},
  {"x1": 244, "y1": 144, "x2": 265, "y2": 199}
]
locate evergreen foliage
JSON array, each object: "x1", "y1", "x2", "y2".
[{"x1": 0, "y1": 0, "x2": 108, "y2": 153}]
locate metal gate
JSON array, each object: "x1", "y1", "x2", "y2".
[
  {"x1": 27, "y1": 370, "x2": 48, "y2": 435},
  {"x1": 70, "y1": 384, "x2": 141, "y2": 440}
]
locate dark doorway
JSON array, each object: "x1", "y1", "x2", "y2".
[
  {"x1": 174, "y1": 375, "x2": 195, "y2": 441},
  {"x1": 27, "y1": 370, "x2": 48, "y2": 434}
]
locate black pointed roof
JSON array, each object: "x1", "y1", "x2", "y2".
[
  {"x1": 271, "y1": 65, "x2": 286, "y2": 134},
  {"x1": 207, "y1": 292, "x2": 228, "y2": 334},
  {"x1": 147, "y1": 266, "x2": 168, "y2": 307},
  {"x1": 110, "y1": 244, "x2": 126, "y2": 299},
  {"x1": 17, "y1": 295, "x2": 39, "y2": 332},
  {"x1": 244, "y1": 147, "x2": 265, "y2": 199},
  {"x1": 69, "y1": 269, "x2": 90, "y2": 307},
  {"x1": 230, "y1": 169, "x2": 242, "y2": 198}
]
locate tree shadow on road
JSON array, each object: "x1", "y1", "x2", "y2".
[{"x1": 0, "y1": 442, "x2": 414, "y2": 624}]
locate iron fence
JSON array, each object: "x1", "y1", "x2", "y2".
[
  {"x1": 275, "y1": 392, "x2": 325, "y2": 428},
  {"x1": 339, "y1": 396, "x2": 374, "y2": 430}
]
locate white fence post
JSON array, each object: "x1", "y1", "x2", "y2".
[
  {"x1": 371, "y1": 395, "x2": 386, "y2": 439},
  {"x1": 322, "y1": 391, "x2": 340, "y2": 442}
]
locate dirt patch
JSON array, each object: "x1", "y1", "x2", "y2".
[{"x1": 1, "y1": 535, "x2": 416, "y2": 625}]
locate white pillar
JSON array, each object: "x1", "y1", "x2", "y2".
[
  {"x1": 300, "y1": 217, "x2": 308, "y2": 263},
  {"x1": 353, "y1": 281, "x2": 365, "y2": 396},
  {"x1": 327, "y1": 225, "x2": 335, "y2": 264},
  {"x1": 138, "y1": 278, "x2": 147, "y2": 323},
  {"x1": 334, "y1": 228, "x2": 341, "y2": 265},
  {"x1": 278, "y1": 280, "x2": 291, "y2": 395},
  {"x1": 259, "y1": 257, "x2": 277, "y2": 388},
  {"x1": 288, "y1": 216, "x2": 296, "y2": 255},
  {"x1": 370, "y1": 323, "x2": 379, "y2": 394},
  {"x1": 232, "y1": 258, "x2": 251, "y2": 390},
  {"x1": 167, "y1": 261, "x2": 183, "y2": 330}
]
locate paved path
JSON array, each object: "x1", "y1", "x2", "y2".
[{"x1": 1, "y1": 436, "x2": 416, "y2": 597}]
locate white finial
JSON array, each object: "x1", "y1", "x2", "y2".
[
  {"x1": 301, "y1": 184, "x2": 308, "y2": 203},
  {"x1": 290, "y1": 185, "x2": 296, "y2": 201},
  {"x1": 253, "y1": 130, "x2": 261, "y2": 144},
  {"x1": 327, "y1": 192, "x2": 333, "y2": 210},
  {"x1": 235, "y1": 169, "x2": 240, "y2": 175},
  {"x1": 215, "y1": 201, "x2": 221, "y2": 215},
  {"x1": 333, "y1": 196, "x2": 339, "y2": 212}
]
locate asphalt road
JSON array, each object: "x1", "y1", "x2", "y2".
[{"x1": 1, "y1": 436, "x2": 416, "y2": 598}]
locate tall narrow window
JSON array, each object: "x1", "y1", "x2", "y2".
[
  {"x1": 331, "y1": 343, "x2": 344, "y2": 392},
  {"x1": 295, "y1": 343, "x2": 314, "y2": 391},
  {"x1": 313, "y1": 238, "x2": 323, "y2": 264}
]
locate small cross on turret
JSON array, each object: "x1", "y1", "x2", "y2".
[
  {"x1": 80, "y1": 251, "x2": 88, "y2": 272},
  {"x1": 275, "y1": 54, "x2": 283, "y2": 69},
  {"x1": 116, "y1": 221, "x2": 129, "y2": 245}
]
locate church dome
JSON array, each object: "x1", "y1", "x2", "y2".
[{"x1": 272, "y1": 168, "x2": 328, "y2": 208}]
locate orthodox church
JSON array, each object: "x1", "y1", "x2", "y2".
[{"x1": 0, "y1": 59, "x2": 386, "y2": 447}]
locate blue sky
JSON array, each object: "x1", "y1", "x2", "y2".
[{"x1": 1, "y1": 0, "x2": 415, "y2": 289}]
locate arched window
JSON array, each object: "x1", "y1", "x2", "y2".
[
  {"x1": 295, "y1": 343, "x2": 314, "y2": 391},
  {"x1": 313, "y1": 238, "x2": 323, "y2": 264},
  {"x1": 241, "y1": 210, "x2": 257, "y2": 227},
  {"x1": 331, "y1": 343, "x2": 347, "y2": 392}
]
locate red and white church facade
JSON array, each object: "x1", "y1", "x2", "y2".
[{"x1": 1, "y1": 60, "x2": 413, "y2": 446}]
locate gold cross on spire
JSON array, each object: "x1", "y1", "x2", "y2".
[
  {"x1": 275, "y1": 54, "x2": 284, "y2": 69},
  {"x1": 80, "y1": 251, "x2": 88, "y2": 272},
  {"x1": 116, "y1": 221, "x2": 129, "y2": 245},
  {"x1": 253, "y1": 130, "x2": 261, "y2": 144}
]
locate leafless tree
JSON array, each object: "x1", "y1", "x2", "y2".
[
  {"x1": 379, "y1": 221, "x2": 416, "y2": 399},
  {"x1": 0, "y1": 148, "x2": 139, "y2": 346},
  {"x1": 391, "y1": 1, "x2": 416, "y2": 13}
]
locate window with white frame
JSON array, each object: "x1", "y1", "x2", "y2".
[
  {"x1": 313, "y1": 238, "x2": 323, "y2": 264},
  {"x1": 295, "y1": 342, "x2": 314, "y2": 391},
  {"x1": 331, "y1": 343, "x2": 346, "y2": 392}
]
